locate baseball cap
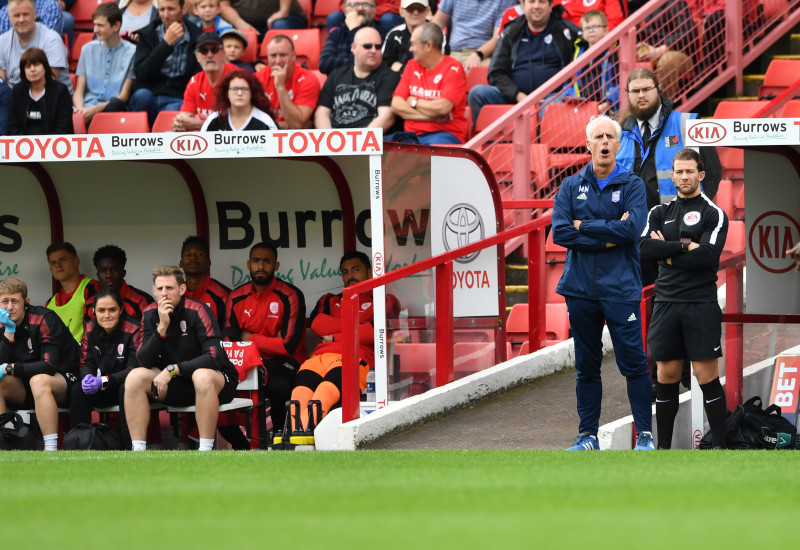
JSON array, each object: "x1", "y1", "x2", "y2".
[
  {"x1": 220, "y1": 28, "x2": 249, "y2": 48},
  {"x1": 195, "y1": 32, "x2": 223, "y2": 50},
  {"x1": 401, "y1": 0, "x2": 429, "y2": 8}
]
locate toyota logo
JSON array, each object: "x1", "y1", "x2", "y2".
[{"x1": 442, "y1": 204, "x2": 484, "y2": 263}]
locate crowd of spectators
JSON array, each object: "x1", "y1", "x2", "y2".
[{"x1": 0, "y1": 0, "x2": 761, "y2": 139}]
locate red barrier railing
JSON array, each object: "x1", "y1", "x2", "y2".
[{"x1": 340, "y1": 214, "x2": 552, "y2": 422}]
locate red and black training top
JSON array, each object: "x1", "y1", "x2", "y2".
[
  {"x1": 80, "y1": 312, "x2": 142, "y2": 389},
  {"x1": 0, "y1": 304, "x2": 80, "y2": 379}
]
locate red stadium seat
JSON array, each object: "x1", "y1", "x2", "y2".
[
  {"x1": 70, "y1": 0, "x2": 111, "y2": 32},
  {"x1": 309, "y1": 69, "x2": 326, "y2": 89},
  {"x1": 453, "y1": 342, "x2": 496, "y2": 377},
  {"x1": 262, "y1": 28, "x2": 321, "y2": 69},
  {"x1": 73, "y1": 112, "x2": 86, "y2": 134},
  {"x1": 714, "y1": 179, "x2": 735, "y2": 221},
  {"x1": 539, "y1": 101, "x2": 597, "y2": 170},
  {"x1": 466, "y1": 65, "x2": 489, "y2": 92},
  {"x1": 545, "y1": 230, "x2": 566, "y2": 303},
  {"x1": 88, "y1": 111, "x2": 150, "y2": 133},
  {"x1": 779, "y1": 99, "x2": 800, "y2": 117},
  {"x1": 151, "y1": 111, "x2": 180, "y2": 132},
  {"x1": 69, "y1": 32, "x2": 94, "y2": 71},
  {"x1": 713, "y1": 99, "x2": 772, "y2": 119},
  {"x1": 311, "y1": 0, "x2": 341, "y2": 28},
  {"x1": 723, "y1": 220, "x2": 746, "y2": 257},
  {"x1": 238, "y1": 29, "x2": 259, "y2": 64},
  {"x1": 506, "y1": 302, "x2": 570, "y2": 353},
  {"x1": 474, "y1": 104, "x2": 514, "y2": 134},
  {"x1": 758, "y1": 59, "x2": 800, "y2": 99}
]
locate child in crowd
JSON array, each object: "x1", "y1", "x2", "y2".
[
  {"x1": 195, "y1": 0, "x2": 232, "y2": 34},
  {"x1": 221, "y1": 29, "x2": 254, "y2": 73}
]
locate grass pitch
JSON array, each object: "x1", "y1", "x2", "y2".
[{"x1": 3, "y1": 450, "x2": 800, "y2": 549}]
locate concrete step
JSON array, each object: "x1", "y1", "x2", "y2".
[
  {"x1": 790, "y1": 34, "x2": 800, "y2": 55},
  {"x1": 505, "y1": 285, "x2": 528, "y2": 308},
  {"x1": 742, "y1": 74, "x2": 764, "y2": 97},
  {"x1": 505, "y1": 263, "x2": 529, "y2": 285}
]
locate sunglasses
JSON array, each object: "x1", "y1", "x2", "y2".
[
  {"x1": 361, "y1": 43, "x2": 382, "y2": 50},
  {"x1": 197, "y1": 46, "x2": 222, "y2": 55}
]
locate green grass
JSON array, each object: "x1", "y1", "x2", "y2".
[{"x1": 3, "y1": 450, "x2": 800, "y2": 549}]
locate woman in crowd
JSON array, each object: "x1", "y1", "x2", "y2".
[
  {"x1": 8, "y1": 48, "x2": 73, "y2": 135},
  {"x1": 69, "y1": 287, "x2": 141, "y2": 428},
  {"x1": 202, "y1": 70, "x2": 278, "y2": 131}
]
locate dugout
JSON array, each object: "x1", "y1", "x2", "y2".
[{"x1": 0, "y1": 129, "x2": 505, "y2": 413}]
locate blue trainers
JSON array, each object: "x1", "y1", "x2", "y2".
[
  {"x1": 634, "y1": 431, "x2": 655, "y2": 450},
  {"x1": 566, "y1": 432, "x2": 599, "y2": 451}
]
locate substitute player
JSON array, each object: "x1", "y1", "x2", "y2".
[
  {"x1": 553, "y1": 114, "x2": 654, "y2": 451},
  {"x1": 640, "y1": 148, "x2": 728, "y2": 449}
]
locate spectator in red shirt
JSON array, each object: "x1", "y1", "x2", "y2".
[
  {"x1": 389, "y1": 22, "x2": 467, "y2": 145},
  {"x1": 172, "y1": 32, "x2": 238, "y2": 131},
  {"x1": 255, "y1": 34, "x2": 320, "y2": 129}
]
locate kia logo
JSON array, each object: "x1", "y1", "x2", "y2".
[
  {"x1": 373, "y1": 252, "x2": 384, "y2": 276},
  {"x1": 687, "y1": 121, "x2": 726, "y2": 144},
  {"x1": 170, "y1": 134, "x2": 208, "y2": 156}
]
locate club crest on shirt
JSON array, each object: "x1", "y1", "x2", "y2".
[
  {"x1": 270, "y1": 302, "x2": 279, "y2": 314},
  {"x1": 612, "y1": 190, "x2": 621, "y2": 203},
  {"x1": 544, "y1": 34, "x2": 553, "y2": 44},
  {"x1": 434, "y1": 74, "x2": 443, "y2": 84},
  {"x1": 117, "y1": 343, "x2": 125, "y2": 356},
  {"x1": 683, "y1": 211, "x2": 701, "y2": 226},
  {"x1": 180, "y1": 320, "x2": 187, "y2": 333},
  {"x1": 28, "y1": 338, "x2": 32, "y2": 350},
  {"x1": 362, "y1": 302, "x2": 371, "y2": 310}
]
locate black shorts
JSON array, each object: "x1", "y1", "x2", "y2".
[
  {"x1": 8, "y1": 371, "x2": 77, "y2": 409},
  {"x1": 162, "y1": 369, "x2": 238, "y2": 407},
  {"x1": 648, "y1": 301, "x2": 722, "y2": 362}
]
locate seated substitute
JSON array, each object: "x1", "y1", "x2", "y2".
[
  {"x1": 179, "y1": 235, "x2": 231, "y2": 326},
  {"x1": 84, "y1": 244, "x2": 154, "y2": 322},
  {"x1": 290, "y1": 251, "x2": 399, "y2": 431},
  {"x1": 124, "y1": 266, "x2": 238, "y2": 451},
  {"x1": 225, "y1": 243, "x2": 307, "y2": 432},
  {"x1": 639, "y1": 148, "x2": 728, "y2": 449},
  {"x1": 71, "y1": 287, "x2": 141, "y2": 429},
  {"x1": 0, "y1": 277, "x2": 80, "y2": 451},
  {"x1": 46, "y1": 242, "x2": 98, "y2": 343}
]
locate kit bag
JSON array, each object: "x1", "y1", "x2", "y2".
[
  {"x1": 699, "y1": 396, "x2": 799, "y2": 449},
  {"x1": 0, "y1": 411, "x2": 39, "y2": 450},
  {"x1": 63, "y1": 423, "x2": 122, "y2": 450}
]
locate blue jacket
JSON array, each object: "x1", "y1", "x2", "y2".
[
  {"x1": 617, "y1": 99, "x2": 696, "y2": 205},
  {"x1": 553, "y1": 163, "x2": 647, "y2": 301}
]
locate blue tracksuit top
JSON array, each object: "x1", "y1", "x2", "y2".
[{"x1": 553, "y1": 163, "x2": 648, "y2": 302}]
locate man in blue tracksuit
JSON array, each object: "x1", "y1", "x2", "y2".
[{"x1": 553, "y1": 114, "x2": 654, "y2": 451}]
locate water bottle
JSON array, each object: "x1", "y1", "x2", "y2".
[{"x1": 366, "y1": 368, "x2": 376, "y2": 402}]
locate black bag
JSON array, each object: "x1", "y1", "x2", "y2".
[
  {"x1": 0, "y1": 411, "x2": 40, "y2": 450},
  {"x1": 700, "y1": 396, "x2": 799, "y2": 449},
  {"x1": 63, "y1": 423, "x2": 122, "y2": 450}
]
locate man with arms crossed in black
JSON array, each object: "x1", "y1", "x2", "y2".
[{"x1": 640, "y1": 148, "x2": 728, "y2": 449}]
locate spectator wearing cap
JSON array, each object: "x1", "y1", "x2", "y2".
[
  {"x1": 221, "y1": 28, "x2": 254, "y2": 73},
  {"x1": 173, "y1": 32, "x2": 238, "y2": 131},
  {"x1": 129, "y1": 0, "x2": 203, "y2": 125},
  {"x1": 382, "y1": 0, "x2": 449, "y2": 74}
]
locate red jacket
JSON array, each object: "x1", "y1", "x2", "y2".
[
  {"x1": 186, "y1": 275, "x2": 230, "y2": 326},
  {"x1": 225, "y1": 279, "x2": 308, "y2": 364}
]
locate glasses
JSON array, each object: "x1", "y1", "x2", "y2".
[
  {"x1": 361, "y1": 43, "x2": 382, "y2": 50},
  {"x1": 347, "y1": 2, "x2": 374, "y2": 7},
  {"x1": 627, "y1": 85, "x2": 657, "y2": 96},
  {"x1": 229, "y1": 87, "x2": 251, "y2": 94},
  {"x1": 197, "y1": 46, "x2": 222, "y2": 55},
  {"x1": 582, "y1": 24, "x2": 606, "y2": 33}
]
